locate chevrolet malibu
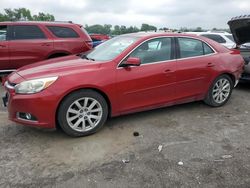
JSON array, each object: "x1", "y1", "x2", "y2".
[{"x1": 3, "y1": 32, "x2": 244, "y2": 137}]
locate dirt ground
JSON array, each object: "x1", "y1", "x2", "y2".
[{"x1": 0, "y1": 83, "x2": 250, "y2": 188}]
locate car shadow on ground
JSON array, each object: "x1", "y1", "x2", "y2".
[
  {"x1": 0, "y1": 100, "x2": 206, "y2": 140},
  {"x1": 236, "y1": 81, "x2": 250, "y2": 91}
]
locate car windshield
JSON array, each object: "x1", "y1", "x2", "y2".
[
  {"x1": 225, "y1": 35, "x2": 235, "y2": 42},
  {"x1": 84, "y1": 36, "x2": 139, "y2": 61}
]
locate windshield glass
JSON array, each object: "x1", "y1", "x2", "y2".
[
  {"x1": 225, "y1": 35, "x2": 235, "y2": 42},
  {"x1": 85, "y1": 36, "x2": 139, "y2": 61}
]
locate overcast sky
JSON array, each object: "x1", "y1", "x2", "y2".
[{"x1": 1, "y1": 0, "x2": 250, "y2": 29}]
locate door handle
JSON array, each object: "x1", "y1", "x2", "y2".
[
  {"x1": 41, "y1": 43, "x2": 51, "y2": 47},
  {"x1": 164, "y1": 69, "x2": 173, "y2": 73},
  {"x1": 0, "y1": 44, "x2": 6, "y2": 48},
  {"x1": 207, "y1": 62, "x2": 215, "y2": 67}
]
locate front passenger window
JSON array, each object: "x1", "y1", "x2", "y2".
[{"x1": 129, "y1": 37, "x2": 172, "y2": 64}]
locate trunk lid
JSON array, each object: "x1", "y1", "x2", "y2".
[{"x1": 228, "y1": 15, "x2": 250, "y2": 45}]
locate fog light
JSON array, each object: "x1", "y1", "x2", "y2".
[
  {"x1": 25, "y1": 113, "x2": 32, "y2": 120},
  {"x1": 17, "y1": 112, "x2": 37, "y2": 121}
]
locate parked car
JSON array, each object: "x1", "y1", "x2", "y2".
[
  {"x1": 3, "y1": 32, "x2": 244, "y2": 137},
  {"x1": 228, "y1": 15, "x2": 250, "y2": 81},
  {"x1": 0, "y1": 21, "x2": 93, "y2": 73},
  {"x1": 89, "y1": 33, "x2": 110, "y2": 47},
  {"x1": 188, "y1": 31, "x2": 236, "y2": 49},
  {"x1": 240, "y1": 42, "x2": 250, "y2": 49}
]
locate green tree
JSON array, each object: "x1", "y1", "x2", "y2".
[
  {"x1": 33, "y1": 12, "x2": 55, "y2": 21},
  {"x1": 179, "y1": 27, "x2": 189, "y2": 32},
  {"x1": 194, "y1": 27, "x2": 203, "y2": 32},
  {"x1": 85, "y1": 24, "x2": 105, "y2": 34},
  {"x1": 120, "y1": 25, "x2": 127, "y2": 34},
  {"x1": 112, "y1": 25, "x2": 121, "y2": 35},
  {"x1": 140, "y1": 23, "x2": 157, "y2": 31},
  {"x1": 0, "y1": 8, "x2": 55, "y2": 21}
]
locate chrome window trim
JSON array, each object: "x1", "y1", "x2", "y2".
[
  {"x1": 0, "y1": 69, "x2": 16, "y2": 73},
  {"x1": 117, "y1": 36, "x2": 217, "y2": 69}
]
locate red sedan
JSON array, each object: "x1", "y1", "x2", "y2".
[{"x1": 3, "y1": 32, "x2": 244, "y2": 137}]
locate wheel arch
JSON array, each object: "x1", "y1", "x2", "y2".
[
  {"x1": 219, "y1": 72, "x2": 236, "y2": 86},
  {"x1": 47, "y1": 51, "x2": 71, "y2": 59}
]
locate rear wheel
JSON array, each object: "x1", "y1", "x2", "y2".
[
  {"x1": 204, "y1": 75, "x2": 233, "y2": 107},
  {"x1": 58, "y1": 90, "x2": 108, "y2": 137}
]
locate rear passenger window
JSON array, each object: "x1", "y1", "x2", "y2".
[
  {"x1": 178, "y1": 38, "x2": 204, "y2": 58},
  {"x1": 47, "y1": 26, "x2": 79, "y2": 38},
  {"x1": 0, "y1": 26, "x2": 7, "y2": 41},
  {"x1": 11, "y1": 25, "x2": 46, "y2": 40},
  {"x1": 178, "y1": 38, "x2": 214, "y2": 59},
  {"x1": 203, "y1": 43, "x2": 214, "y2": 55}
]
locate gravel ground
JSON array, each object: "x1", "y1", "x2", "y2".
[{"x1": 0, "y1": 83, "x2": 250, "y2": 188}]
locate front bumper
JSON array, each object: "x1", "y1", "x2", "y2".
[{"x1": 4, "y1": 85, "x2": 58, "y2": 129}]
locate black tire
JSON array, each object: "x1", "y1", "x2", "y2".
[
  {"x1": 204, "y1": 75, "x2": 233, "y2": 107},
  {"x1": 57, "y1": 90, "x2": 108, "y2": 137}
]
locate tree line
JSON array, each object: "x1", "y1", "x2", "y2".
[
  {"x1": 0, "y1": 8, "x2": 55, "y2": 22},
  {"x1": 0, "y1": 8, "x2": 230, "y2": 34},
  {"x1": 85, "y1": 23, "x2": 158, "y2": 35}
]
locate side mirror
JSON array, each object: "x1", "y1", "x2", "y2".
[{"x1": 121, "y1": 57, "x2": 141, "y2": 67}]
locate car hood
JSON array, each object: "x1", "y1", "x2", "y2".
[
  {"x1": 14, "y1": 55, "x2": 103, "y2": 81},
  {"x1": 228, "y1": 16, "x2": 250, "y2": 45}
]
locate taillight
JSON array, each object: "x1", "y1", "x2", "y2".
[
  {"x1": 230, "y1": 49, "x2": 241, "y2": 55},
  {"x1": 86, "y1": 41, "x2": 93, "y2": 49}
]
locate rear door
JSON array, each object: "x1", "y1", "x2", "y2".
[
  {"x1": 175, "y1": 37, "x2": 216, "y2": 100},
  {"x1": 0, "y1": 25, "x2": 10, "y2": 71},
  {"x1": 8, "y1": 25, "x2": 53, "y2": 69},
  {"x1": 46, "y1": 25, "x2": 89, "y2": 53}
]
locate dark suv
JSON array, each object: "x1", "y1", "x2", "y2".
[{"x1": 0, "y1": 21, "x2": 92, "y2": 73}]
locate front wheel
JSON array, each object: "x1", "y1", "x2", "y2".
[
  {"x1": 58, "y1": 90, "x2": 108, "y2": 137},
  {"x1": 204, "y1": 75, "x2": 233, "y2": 107}
]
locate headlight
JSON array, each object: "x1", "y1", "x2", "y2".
[{"x1": 15, "y1": 77, "x2": 58, "y2": 94}]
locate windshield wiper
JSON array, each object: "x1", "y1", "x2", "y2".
[{"x1": 80, "y1": 54, "x2": 95, "y2": 61}]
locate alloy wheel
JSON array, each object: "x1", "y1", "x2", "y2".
[
  {"x1": 212, "y1": 78, "x2": 231, "y2": 104},
  {"x1": 66, "y1": 97, "x2": 103, "y2": 132}
]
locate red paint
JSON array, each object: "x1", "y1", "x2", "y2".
[
  {"x1": 4, "y1": 33, "x2": 244, "y2": 129},
  {"x1": 89, "y1": 34, "x2": 110, "y2": 41},
  {"x1": 0, "y1": 21, "x2": 92, "y2": 71}
]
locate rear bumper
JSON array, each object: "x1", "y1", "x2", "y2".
[{"x1": 240, "y1": 73, "x2": 250, "y2": 81}]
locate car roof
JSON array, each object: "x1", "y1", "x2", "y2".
[
  {"x1": 0, "y1": 21, "x2": 79, "y2": 26},
  {"x1": 186, "y1": 31, "x2": 231, "y2": 35},
  {"x1": 118, "y1": 31, "x2": 230, "y2": 53},
  {"x1": 120, "y1": 31, "x2": 208, "y2": 39}
]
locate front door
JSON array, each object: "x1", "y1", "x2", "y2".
[{"x1": 116, "y1": 37, "x2": 176, "y2": 114}]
